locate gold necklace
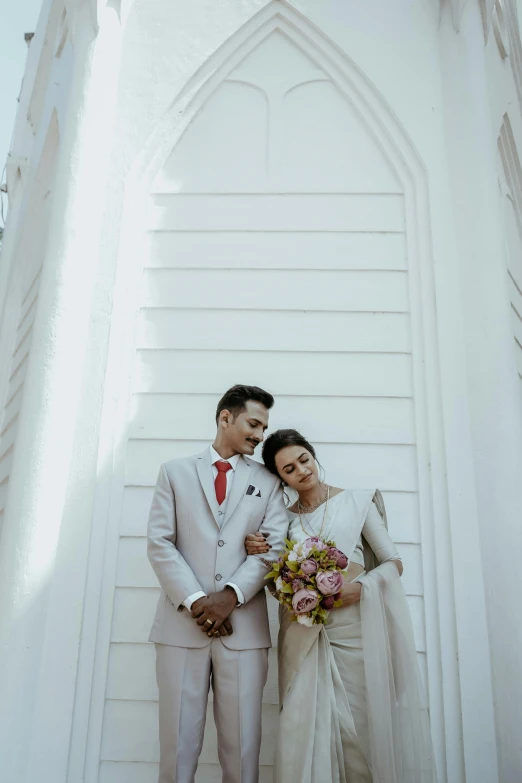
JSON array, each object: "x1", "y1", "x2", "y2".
[
  {"x1": 298, "y1": 485, "x2": 330, "y2": 540},
  {"x1": 297, "y1": 483, "x2": 328, "y2": 513}
]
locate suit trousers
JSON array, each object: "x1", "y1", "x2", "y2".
[{"x1": 155, "y1": 640, "x2": 269, "y2": 783}]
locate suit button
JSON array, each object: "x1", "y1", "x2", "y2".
[
  {"x1": 215, "y1": 574, "x2": 222, "y2": 581},
  {"x1": 218, "y1": 540, "x2": 224, "y2": 547}
]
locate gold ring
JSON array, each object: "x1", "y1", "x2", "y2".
[{"x1": 205, "y1": 619, "x2": 214, "y2": 627}]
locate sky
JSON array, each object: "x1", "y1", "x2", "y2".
[{"x1": 0, "y1": 0, "x2": 45, "y2": 179}]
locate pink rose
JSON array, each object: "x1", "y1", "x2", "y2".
[
  {"x1": 303, "y1": 537, "x2": 327, "y2": 552},
  {"x1": 327, "y1": 547, "x2": 348, "y2": 569},
  {"x1": 322, "y1": 595, "x2": 335, "y2": 610},
  {"x1": 316, "y1": 570, "x2": 344, "y2": 596},
  {"x1": 301, "y1": 558, "x2": 318, "y2": 575},
  {"x1": 292, "y1": 588, "x2": 319, "y2": 615}
]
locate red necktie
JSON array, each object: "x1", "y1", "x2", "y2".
[{"x1": 215, "y1": 461, "x2": 232, "y2": 506}]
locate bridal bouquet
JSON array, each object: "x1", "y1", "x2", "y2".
[{"x1": 265, "y1": 537, "x2": 349, "y2": 626}]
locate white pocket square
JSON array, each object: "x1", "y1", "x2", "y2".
[{"x1": 246, "y1": 484, "x2": 262, "y2": 497}]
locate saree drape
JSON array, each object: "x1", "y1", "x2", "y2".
[{"x1": 274, "y1": 490, "x2": 437, "y2": 783}]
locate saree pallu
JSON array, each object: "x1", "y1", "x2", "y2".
[
  {"x1": 275, "y1": 600, "x2": 373, "y2": 782},
  {"x1": 275, "y1": 493, "x2": 437, "y2": 783}
]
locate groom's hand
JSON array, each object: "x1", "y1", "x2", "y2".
[{"x1": 191, "y1": 588, "x2": 237, "y2": 637}]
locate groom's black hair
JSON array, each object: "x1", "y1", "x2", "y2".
[
  {"x1": 215, "y1": 384, "x2": 274, "y2": 423},
  {"x1": 262, "y1": 429, "x2": 317, "y2": 477}
]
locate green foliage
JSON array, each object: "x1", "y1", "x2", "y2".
[{"x1": 263, "y1": 536, "x2": 349, "y2": 627}]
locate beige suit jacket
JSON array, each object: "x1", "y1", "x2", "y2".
[{"x1": 147, "y1": 448, "x2": 288, "y2": 650}]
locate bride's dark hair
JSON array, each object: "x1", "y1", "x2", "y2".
[{"x1": 262, "y1": 429, "x2": 317, "y2": 478}]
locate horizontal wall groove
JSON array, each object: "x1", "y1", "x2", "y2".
[
  {"x1": 128, "y1": 437, "x2": 417, "y2": 447},
  {"x1": 117, "y1": 533, "x2": 420, "y2": 546},
  {"x1": 123, "y1": 484, "x2": 417, "y2": 495},
  {"x1": 150, "y1": 191, "x2": 405, "y2": 197},
  {"x1": 114, "y1": 585, "x2": 158, "y2": 592},
  {"x1": 145, "y1": 267, "x2": 409, "y2": 274},
  {"x1": 139, "y1": 306, "x2": 410, "y2": 315},
  {"x1": 148, "y1": 229, "x2": 405, "y2": 235},
  {"x1": 100, "y1": 760, "x2": 274, "y2": 766},
  {"x1": 146, "y1": 266, "x2": 409, "y2": 273},
  {"x1": 134, "y1": 347, "x2": 412, "y2": 356},
  {"x1": 130, "y1": 391, "x2": 414, "y2": 401},
  {"x1": 147, "y1": 229, "x2": 404, "y2": 236},
  {"x1": 111, "y1": 585, "x2": 422, "y2": 598},
  {"x1": 106, "y1": 698, "x2": 158, "y2": 704},
  {"x1": 125, "y1": 483, "x2": 418, "y2": 494}
]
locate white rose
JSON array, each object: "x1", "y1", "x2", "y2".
[
  {"x1": 275, "y1": 576, "x2": 284, "y2": 591},
  {"x1": 288, "y1": 551, "x2": 298, "y2": 562},
  {"x1": 297, "y1": 614, "x2": 314, "y2": 627}
]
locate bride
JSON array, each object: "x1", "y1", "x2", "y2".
[{"x1": 245, "y1": 429, "x2": 437, "y2": 783}]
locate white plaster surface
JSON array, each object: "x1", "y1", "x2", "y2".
[{"x1": 0, "y1": 2, "x2": 521, "y2": 782}]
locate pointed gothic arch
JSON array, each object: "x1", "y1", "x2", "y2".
[{"x1": 131, "y1": 0, "x2": 425, "y2": 195}]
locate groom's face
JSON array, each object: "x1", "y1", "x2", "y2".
[{"x1": 220, "y1": 400, "x2": 269, "y2": 456}]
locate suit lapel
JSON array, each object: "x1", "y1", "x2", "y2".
[
  {"x1": 223, "y1": 456, "x2": 252, "y2": 527},
  {"x1": 196, "y1": 451, "x2": 219, "y2": 527}
]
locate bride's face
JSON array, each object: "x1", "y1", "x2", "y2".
[{"x1": 274, "y1": 445, "x2": 319, "y2": 492}]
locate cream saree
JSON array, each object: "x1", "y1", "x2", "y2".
[{"x1": 274, "y1": 490, "x2": 437, "y2": 783}]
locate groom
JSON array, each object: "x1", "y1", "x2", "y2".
[{"x1": 147, "y1": 384, "x2": 288, "y2": 783}]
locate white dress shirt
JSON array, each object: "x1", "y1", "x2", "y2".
[{"x1": 183, "y1": 446, "x2": 246, "y2": 610}]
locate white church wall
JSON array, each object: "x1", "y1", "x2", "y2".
[
  {"x1": 85, "y1": 3, "x2": 486, "y2": 782},
  {"x1": 0, "y1": 1, "x2": 520, "y2": 782},
  {"x1": 0, "y1": 4, "x2": 126, "y2": 782},
  {"x1": 100, "y1": 25, "x2": 431, "y2": 778},
  {"x1": 438, "y1": 5, "x2": 522, "y2": 781},
  {"x1": 0, "y1": 114, "x2": 60, "y2": 534},
  {"x1": 74, "y1": 2, "x2": 516, "y2": 781},
  {"x1": 0, "y1": 0, "x2": 74, "y2": 537}
]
